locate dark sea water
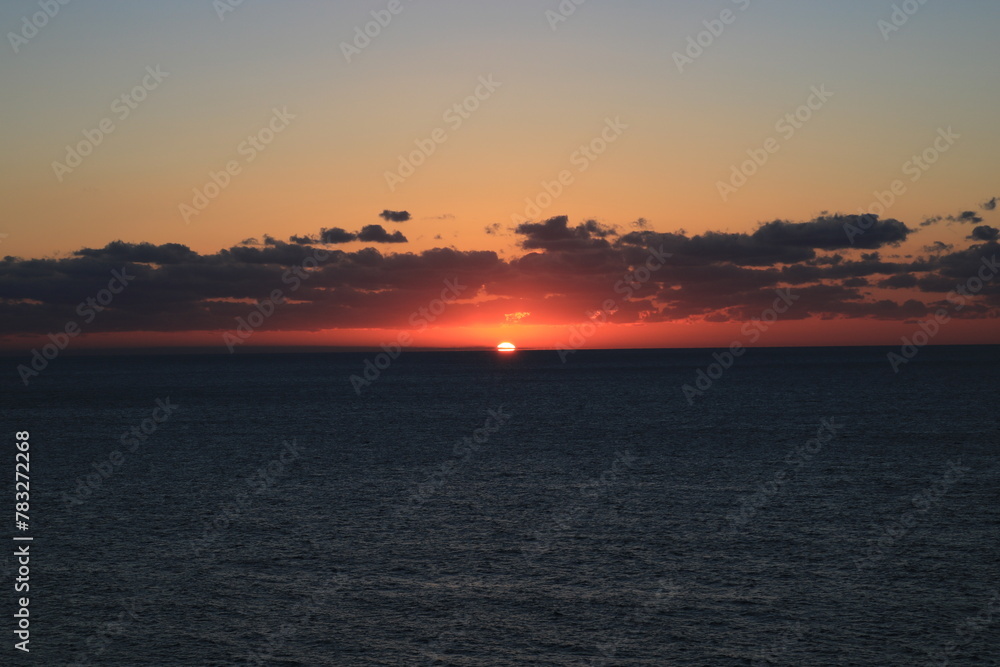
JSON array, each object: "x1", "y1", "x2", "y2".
[{"x1": 5, "y1": 346, "x2": 1000, "y2": 666}]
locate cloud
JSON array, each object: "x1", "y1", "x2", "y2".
[
  {"x1": 922, "y1": 209, "x2": 984, "y2": 226},
  {"x1": 969, "y1": 225, "x2": 999, "y2": 242},
  {"x1": 379, "y1": 210, "x2": 411, "y2": 222},
  {"x1": 357, "y1": 225, "x2": 407, "y2": 244},
  {"x1": 752, "y1": 215, "x2": 910, "y2": 250},
  {"x1": 73, "y1": 241, "x2": 198, "y2": 264},
  {"x1": 0, "y1": 216, "x2": 996, "y2": 341},
  {"x1": 320, "y1": 227, "x2": 359, "y2": 244},
  {"x1": 289, "y1": 228, "x2": 358, "y2": 245},
  {"x1": 504, "y1": 311, "x2": 531, "y2": 324},
  {"x1": 619, "y1": 215, "x2": 910, "y2": 266},
  {"x1": 954, "y1": 210, "x2": 984, "y2": 224},
  {"x1": 983, "y1": 197, "x2": 997, "y2": 211},
  {"x1": 515, "y1": 216, "x2": 617, "y2": 251},
  {"x1": 291, "y1": 225, "x2": 409, "y2": 245},
  {"x1": 878, "y1": 274, "x2": 918, "y2": 289}
]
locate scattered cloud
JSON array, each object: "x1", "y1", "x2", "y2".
[
  {"x1": 504, "y1": 311, "x2": 531, "y2": 324},
  {"x1": 379, "y1": 210, "x2": 411, "y2": 223},
  {"x1": 290, "y1": 225, "x2": 409, "y2": 245},
  {"x1": 516, "y1": 216, "x2": 618, "y2": 251},
  {"x1": 921, "y1": 209, "x2": 984, "y2": 226},
  {"x1": 955, "y1": 210, "x2": 984, "y2": 224},
  {"x1": 357, "y1": 225, "x2": 407, "y2": 244},
  {"x1": 878, "y1": 274, "x2": 918, "y2": 289},
  {"x1": 923, "y1": 241, "x2": 954, "y2": 253},
  {"x1": 969, "y1": 225, "x2": 999, "y2": 242},
  {"x1": 619, "y1": 214, "x2": 910, "y2": 266},
  {"x1": 320, "y1": 227, "x2": 359, "y2": 244}
]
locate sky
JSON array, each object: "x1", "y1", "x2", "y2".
[{"x1": 1, "y1": 0, "x2": 999, "y2": 351}]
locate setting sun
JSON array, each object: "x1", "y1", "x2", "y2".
[{"x1": 497, "y1": 342, "x2": 516, "y2": 352}]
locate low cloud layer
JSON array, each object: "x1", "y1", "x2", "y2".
[{"x1": 1, "y1": 213, "x2": 997, "y2": 339}]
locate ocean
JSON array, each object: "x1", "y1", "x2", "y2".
[{"x1": 7, "y1": 345, "x2": 1000, "y2": 665}]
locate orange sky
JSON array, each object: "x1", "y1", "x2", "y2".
[{"x1": 1, "y1": 2, "x2": 999, "y2": 353}]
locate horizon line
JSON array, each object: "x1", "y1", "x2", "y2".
[{"x1": 1, "y1": 342, "x2": 998, "y2": 358}]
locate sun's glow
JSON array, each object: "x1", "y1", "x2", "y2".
[{"x1": 496, "y1": 342, "x2": 516, "y2": 352}]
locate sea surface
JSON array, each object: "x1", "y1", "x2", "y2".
[{"x1": 5, "y1": 345, "x2": 1000, "y2": 666}]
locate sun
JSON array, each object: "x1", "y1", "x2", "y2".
[{"x1": 496, "y1": 341, "x2": 516, "y2": 352}]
